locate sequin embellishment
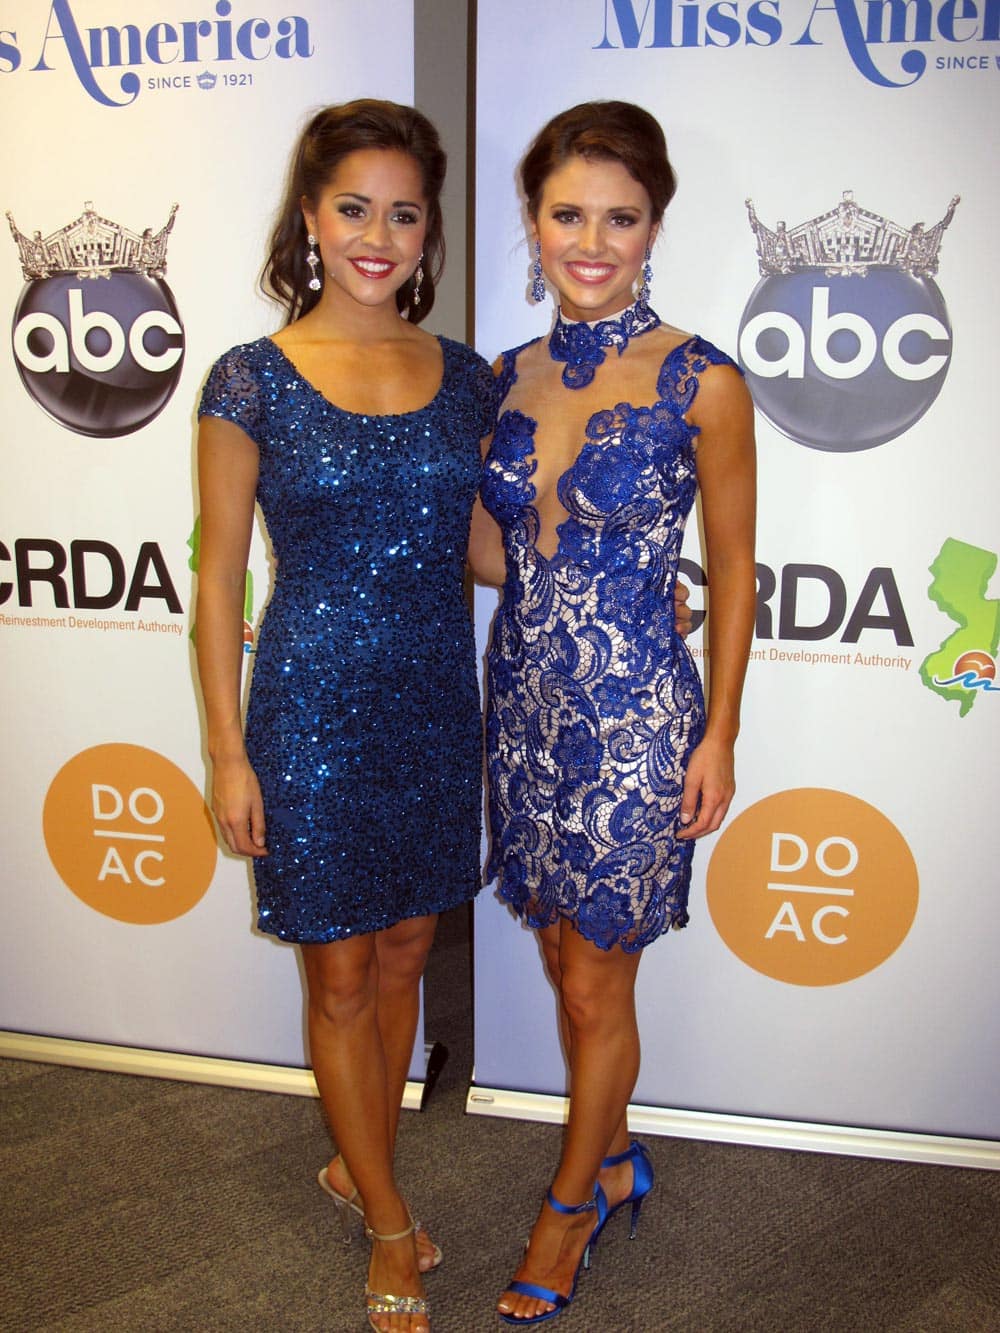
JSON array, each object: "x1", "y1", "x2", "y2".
[{"x1": 199, "y1": 336, "x2": 496, "y2": 942}]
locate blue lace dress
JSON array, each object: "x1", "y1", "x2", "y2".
[
  {"x1": 482, "y1": 335, "x2": 737, "y2": 952},
  {"x1": 199, "y1": 336, "x2": 496, "y2": 942}
]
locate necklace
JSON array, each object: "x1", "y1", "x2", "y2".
[{"x1": 548, "y1": 300, "x2": 661, "y2": 389}]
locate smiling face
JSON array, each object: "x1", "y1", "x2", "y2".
[
  {"x1": 302, "y1": 147, "x2": 427, "y2": 311},
  {"x1": 533, "y1": 153, "x2": 658, "y2": 323}
]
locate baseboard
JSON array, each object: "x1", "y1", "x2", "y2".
[
  {"x1": 0, "y1": 1030, "x2": 427, "y2": 1110},
  {"x1": 464, "y1": 1084, "x2": 1000, "y2": 1171},
  {"x1": 9, "y1": 1027, "x2": 995, "y2": 1166}
]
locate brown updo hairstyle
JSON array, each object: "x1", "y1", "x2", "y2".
[
  {"x1": 262, "y1": 98, "x2": 446, "y2": 325},
  {"x1": 521, "y1": 101, "x2": 677, "y2": 225}
]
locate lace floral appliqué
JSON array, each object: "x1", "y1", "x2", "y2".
[{"x1": 483, "y1": 336, "x2": 740, "y2": 951}]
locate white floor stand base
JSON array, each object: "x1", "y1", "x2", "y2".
[
  {"x1": 465, "y1": 1083, "x2": 1000, "y2": 1171},
  {"x1": 0, "y1": 1030, "x2": 439, "y2": 1111}
]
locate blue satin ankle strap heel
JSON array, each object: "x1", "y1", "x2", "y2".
[
  {"x1": 590, "y1": 1139, "x2": 654, "y2": 1255},
  {"x1": 498, "y1": 1188, "x2": 600, "y2": 1327}
]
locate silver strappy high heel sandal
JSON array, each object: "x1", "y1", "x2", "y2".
[
  {"x1": 318, "y1": 1165, "x2": 443, "y2": 1269},
  {"x1": 364, "y1": 1212, "x2": 430, "y2": 1332}
]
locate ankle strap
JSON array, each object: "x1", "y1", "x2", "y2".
[
  {"x1": 601, "y1": 1140, "x2": 646, "y2": 1168},
  {"x1": 546, "y1": 1187, "x2": 597, "y2": 1215},
  {"x1": 364, "y1": 1208, "x2": 415, "y2": 1243}
]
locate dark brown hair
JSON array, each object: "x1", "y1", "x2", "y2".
[
  {"x1": 261, "y1": 99, "x2": 446, "y2": 325},
  {"x1": 520, "y1": 101, "x2": 676, "y2": 224}
]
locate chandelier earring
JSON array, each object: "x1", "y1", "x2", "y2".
[
  {"x1": 531, "y1": 239, "x2": 546, "y2": 303},
  {"x1": 306, "y1": 233, "x2": 321, "y2": 291},
  {"x1": 412, "y1": 254, "x2": 424, "y2": 308},
  {"x1": 637, "y1": 249, "x2": 653, "y2": 307}
]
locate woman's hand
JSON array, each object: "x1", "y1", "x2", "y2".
[
  {"x1": 211, "y1": 753, "x2": 268, "y2": 857},
  {"x1": 674, "y1": 579, "x2": 693, "y2": 638},
  {"x1": 676, "y1": 735, "x2": 735, "y2": 840}
]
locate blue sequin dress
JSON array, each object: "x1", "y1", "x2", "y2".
[
  {"x1": 482, "y1": 335, "x2": 738, "y2": 952},
  {"x1": 199, "y1": 335, "x2": 495, "y2": 942}
]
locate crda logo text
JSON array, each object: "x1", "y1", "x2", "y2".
[
  {"x1": 678, "y1": 556, "x2": 913, "y2": 646},
  {"x1": 8, "y1": 203, "x2": 184, "y2": 437},
  {"x1": 738, "y1": 192, "x2": 958, "y2": 452},
  {"x1": 0, "y1": 537, "x2": 183, "y2": 614},
  {"x1": 595, "y1": 1, "x2": 1000, "y2": 87},
  {"x1": 706, "y1": 789, "x2": 919, "y2": 986},
  {"x1": 43, "y1": 744, "x2": 217, "y2": 924},
  {"x1": 0, "y1": 1, "x2": 313, "y2": 106}
]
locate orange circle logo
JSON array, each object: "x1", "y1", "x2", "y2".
[
  {"x1": 706, "y1": 788, "x2": 918, "y2": 986},
  {"x1": 43, "y1": 744, "x2": 217, "y2": 924}
]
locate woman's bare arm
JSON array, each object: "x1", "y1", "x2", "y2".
[
  {"x1": 677, "y1": 364, "x2": 757, "y2": 839},
  {"x1": 195, "y1": 415, "x2": 268, "y2": 857}
]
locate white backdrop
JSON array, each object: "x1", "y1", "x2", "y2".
[
  {"x1": 471, "y1": 0, "x2": 999, "y2": 1154},
  {"x1": 0, "y1": 1, "x2": 421, "y2": 1078}
]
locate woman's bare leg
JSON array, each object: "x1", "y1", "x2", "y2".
[
  {"x1": 375, "y1": 914, "x2": 439, "y2": 1145},
  {"x1": 302, "y1": 929, "x2": 429, "y2": 1333},
  {"x1": 538, "y1": 928, "x2": 636, "y2": 1201},
  {"x1": 321, "y1": 915, "x2": 440, "y2": 1270},
  {"x1": 498, "y1": 919, "x2": 644, "y2": 1321}
]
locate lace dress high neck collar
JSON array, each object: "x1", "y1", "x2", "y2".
[{"x1": 548, "y1": 300, "x2": 662, "y2": 388}]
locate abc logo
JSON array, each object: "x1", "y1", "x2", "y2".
[
  {"x1": 12, "y1": 273, "x2": 184, "y2": 438},
  {"x1": 738, "y1": 270, "x2": 951, "y2": 452}
]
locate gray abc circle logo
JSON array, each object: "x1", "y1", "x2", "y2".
[
  {"x1": 738, "y1": 269, "x2": 952, "y2": 452},
  {"x1": 12, "y1": 273, "x2": 184, "y2": 438}
]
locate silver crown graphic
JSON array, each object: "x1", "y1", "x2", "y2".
[
  {"x1": 6, "y1": 201, "x2": 178, "y2": 281},
  {"x1": 746, "y1": 191, "x2": 959, "y2": 279}
]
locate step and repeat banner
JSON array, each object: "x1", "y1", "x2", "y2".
[
  {"x1": 0, "y1": 1, "x2": 418, "y2": 1072},
  {"x1": 472, "y1": 1, "x2": 999, "y2": 1146}
]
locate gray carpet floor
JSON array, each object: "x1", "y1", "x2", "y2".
[{"x1": 3, "y1": 904, "x2": 999, "y2": 1332}]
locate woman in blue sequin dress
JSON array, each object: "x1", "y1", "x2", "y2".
[
  {"x1": 196, "y1": 102, "x2": 493, "y2": 1333},
  {"x1": 469, "y1": 103, "x2": 756, "y2": 1325}
]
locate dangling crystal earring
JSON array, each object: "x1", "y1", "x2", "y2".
[
  {"x1": 412, "y1": 255, "x2": 424, "y2": 308},
  {"x1": 531, "y1": 239, "x2": 545, "y2": 303},
  {"x1": 637, "y1": 249, "x2": 653, "y2": 306},
  {"x1": 306, "y1": 234, "x2": 321, "y2": 291}
]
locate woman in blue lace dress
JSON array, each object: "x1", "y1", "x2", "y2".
[
  {"x1": 469, "y1": 102, "x2": 756, "y2": 1325},
  {"x1": 196, "y1": 101, "x2": 494, "y2": 1333}
]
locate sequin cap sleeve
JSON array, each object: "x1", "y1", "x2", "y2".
[
  {"x1": 474, "y1": 352, "x2": 500, "y2": 438},
  {"x1": 444, "y1": 338, "x2": 498, "y2": 438},
  {"x1": 198, "y1": 343, "x2": 265, "y2": 443}
]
